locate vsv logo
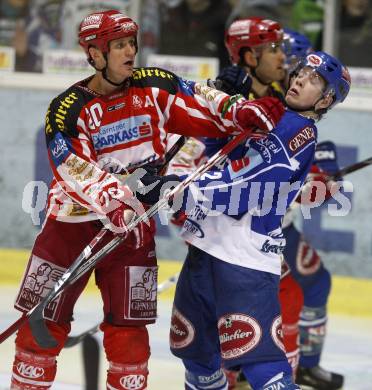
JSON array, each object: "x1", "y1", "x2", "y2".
[{"x1": 16, "y1": 362, "x2": 44, "y2": 379}]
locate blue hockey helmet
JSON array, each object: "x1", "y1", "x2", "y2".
[
  {"x1": 292, "y1": 51, "x2": 351, "y2": 108},
  {"x1": 283, "y1": 28, "x2": 312, "y2": 63}
]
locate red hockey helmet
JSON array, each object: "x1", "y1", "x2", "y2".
[
  {"x1": 225, "y1": 17, "x2": 283, "y2": 64},
  {"x1": 78, "y1": 10, "x2": 138, "y2": 57}
]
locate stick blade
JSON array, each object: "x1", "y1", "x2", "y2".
[
  {"x1": 64, "y1": 324, "x2": 100, "y2": 348},
  {"x1": 28, "y1": 307, "x2": 58, "y2": 349}
]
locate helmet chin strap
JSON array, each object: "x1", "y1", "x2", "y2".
[
  {"x1": 286, "y1": 95, "x2": 324, "y2": 117},
  {"x1": 89, "y1": 54, "x2": 127, "y2": 87},
  {"x1": 251, "y1": 56, "x2": 272, "y2": 86},
  {"x1": 101, "y1": 67, "x2": 126, "y2": 87},
  {"x1": 251, "y1": 67, "x2": 272, "y2": 86}
]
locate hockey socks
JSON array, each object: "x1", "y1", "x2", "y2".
[
  {"x1": 11, "y1": 349, "x2": 56, "y2": 389},
  {"x1": 183, "y1": 356, "x2": 228, "y2": 390},
  {"x1": 241, "y1": 360, "x2": 299, "y2": 390}
]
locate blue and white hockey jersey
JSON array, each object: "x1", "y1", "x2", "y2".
[{"x1": 179, "y1": 110, "x2": 317, "y2": 275}]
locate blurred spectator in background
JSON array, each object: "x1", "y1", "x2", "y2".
[
  {"x1": 60, "y1": 0, "x2": 132, "y2": 50},
  {"x1": 339, "y1": 0, "x2": 372, "y2": 67},
  {"x1": 13, "y1": 0, "x2": 133, "y2": 72},
  {"x1": 20, "y1": 0, "x2": 63, "y2": 72},
  {"x1": 0, "y1": 0, "x2": 29, "y2": 70},
  {"x1": 227, "y1": 0, "x2": 294, "y2": 28},
  {"x1": 158, "y1": 0, "x2": 232, "y2": 70},
  {"x1": 291, "y1": 0, "x2": 324, "y2": 50},
  {"x1": 138, "y1": 0, "x2": 161, "y2": 66}
]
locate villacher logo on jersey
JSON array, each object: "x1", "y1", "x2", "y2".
[{"x1": 218, "y1": 313, "x2": 262, "y2": 359}]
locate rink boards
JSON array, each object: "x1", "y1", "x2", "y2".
[{"x1": 1, "y1": 247, "x2": 371, "y2": 317}]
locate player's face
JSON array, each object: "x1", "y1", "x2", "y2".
[
  {"x1": 255, "y1": 42, "x2": 286, "y2": 83},
  {"x1": 285, "y1": 66, "x2": 327, "y2": 110},
  {"x1": 107, "y1": 36, "x2": 137, "y2": 81}
]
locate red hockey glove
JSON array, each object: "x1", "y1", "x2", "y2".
[
  {"x1": 298, "y1": 165, "x2": 340, "y2": 205},
  {"x1": 105, "y1": 203, "x2": 136, "y2": 235},
  {"x1": 234, "y1": 97, "x2": 285, "y2": 137},
  {"x1": 105, "y1": 203, "x2": 155, "y2": 249},
  {"x1": 170, "y1": 210, "x2": 187, "y2": 227}
]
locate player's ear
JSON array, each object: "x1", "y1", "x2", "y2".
[
  {"x1": 243, "y1": 50, "x2": 258, "y2": 68},
  {"x1": 316, "y1": 93, "x2": 334, "y2": 111},
  {"x1": 89, "y1": 46, "x2": 105, "y2": 66}
]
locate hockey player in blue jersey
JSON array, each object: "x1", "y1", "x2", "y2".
[
  {"x1": 206, "y1": 24, "x2": 346, "y2": 389},
  {"x1": 169, "y1": 50, "x2": 351, "y2": 390},
  {"x1": 280, "y1": 28, "x2": 346, "y2": 390}
]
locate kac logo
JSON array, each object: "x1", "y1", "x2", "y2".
[
  {"x1": 120, "y1": 374, "x2": 146, "y2": 389},
  {"x1": 16, "y1": 362, "x2": 44, "y2": 379}
]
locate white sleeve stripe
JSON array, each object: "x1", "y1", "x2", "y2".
[
  {"x1": 242, "y1": 103, "x2": 273, "y2": 131},
  {"x1": 153, "y1": 88, "x2": 171, "y2": 150},
  {"x1": 292, "y1": 139, "x2": 316, "y2": 158},
  {"x1": 198, "y1": 163, "x2": 295, "y2": 191},
  {"x1": 77, "y1": 117, "x2": 90, "y2": 136},
  {"x1": 175, "y1": 97, "x2": 233, "y2": 133}
]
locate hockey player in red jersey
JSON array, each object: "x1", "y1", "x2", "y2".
[{"x1": 9, "y1": 9, "x2": 285, "y2": 390}]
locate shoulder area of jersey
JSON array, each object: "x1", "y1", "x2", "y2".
[
  {"x1": 51, "y1": 77, "x2": 99, "y2": 105},
  {"x1": 131, "y1": 67, "x2": 181, "y2": 92},
  {"x1": 274, "y1": 110, "x2": 318, "y2": 155},
  {"x1": 49, "y1": 82, "x2": 91, "y2": 112}
]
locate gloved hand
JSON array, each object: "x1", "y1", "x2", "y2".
[
  {"x1": 216, "y1": 65, "x2": 252, "y2": 96},
  {"x1": 136, "y1": 173, "x2": 181, "y2": 205},
  {"x1": 314, "y1": 140, "x2": 339, "y2": 175},
  {"x1": 105, "y1": 203, "x2": 156, "y2": 249},
  {"x1": 298, "y1": 165, "x2": 340, "y2": 204},
  {"x1": 170, "y1": 210, "x2": 187, "y2": 227},
  {"x1": 105, "y1": 203, "x2": 136, "y2": 235},
  {"x1": 234, "y1": 96, "x2": 285, "y2": 136}
]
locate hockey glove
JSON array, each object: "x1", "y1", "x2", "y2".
[
  {"x1": 216, "y1": 65, "x2": 252, "y2": 97},
  {"x1": 170, "y1": 210, "x2": 187, "y2": 227},
  {"x1": 298, "y1": 165, "x2": 340, "y2": 205},
  {"x1": 136, "y1": 173, "x2": 181, "y2": 205},
  {"x1": 234, "y1": 96, "x2": 285, "y2": 136},
  {"x1": 105, "y1": 203, "x2": 136, "y2": 235},
  {"x1": 314, "y1": 140, "x2": 339, "y2": 175},
  {"x1": 105, "y1": 203, "x2": 155, "y2": 249}
]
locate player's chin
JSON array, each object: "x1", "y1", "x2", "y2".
[
  {"x1": 121, "y1": 67, "x2": 134, "y2": 79},
  {"x1": 276, "y1": 69, "x2": 286, "y2": 81},
  {"x1": 285, "y1": 94, "x2": 300, "y2": 108}
]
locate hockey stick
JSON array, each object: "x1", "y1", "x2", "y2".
[
  {"x1": 27, "y1": 131, "x2": 249, "y2": 348},
  {"x1": 331, "y1": 156, "x2": 372, "y2": 179},
  {"x1": 0, "y1": 137, "x2": 186, "y2": 347},
  {"x1": 65, "y1": 272, "x2": 180, "y2": 348},
  {"x1": 0, "y1": 228, "x2": 108, "y2": 346},
  {"x1": 158, "y1": 272, "x2": 179, "y2": 293}
]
